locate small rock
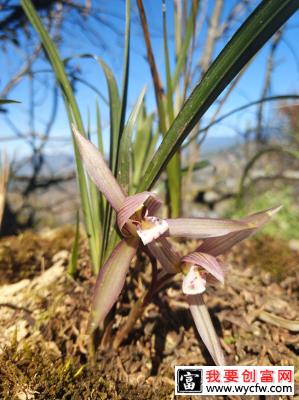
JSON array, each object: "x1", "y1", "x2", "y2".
[
  {"x1": 16, "y1": 388, "x2": 38, "y2": 400},
  {"x1": 204, "y1": 191, "x2": 219, "y2": 203},
  {"x1": 289, "y1": 239, "x2": 299, "y2": 252},
  {"x1": 52, "y1": 249, "x2": 69, "y2": 264},
  {"x1": 261, "y1": 271, "x2": 272, "y2": 285}
]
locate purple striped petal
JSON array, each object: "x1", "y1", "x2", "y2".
[
  {"x1": 165, "y1": 217, "x2": 250, "y2": 239},
  {"x1": 117, "y1": 191, "x2": 162, "y2": 234},
  {"x1": 147, "y1": 238, "x2": 180, "y2": 274},
  {"x1": 182, "y1": 252, "x2": 224, "y2": 283},
  {"x1": 187, "y1": 294, "x2": 226, "y2": 365},
  {"x1": 89, "y1": 237, "x2": 139, "y2": 333},
  {"x1": 72, "y1": 125, "x2": 126, "y2": 211},
  {"x1": 196, "y1": 206, "x2": 282, "y2": 256}
]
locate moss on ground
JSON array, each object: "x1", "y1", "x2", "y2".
[
  {"x1": 0, "y1": 343, "x2": 173, "y2": 400},
  {"x1": 246, "y1": 235, "x2": 297, "y2": 281},
  {"x1": 0, "y1": 227, "x2": 75, "y2": 284}
]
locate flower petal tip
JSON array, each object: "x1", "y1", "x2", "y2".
[{"x1": 267, "y1": 205, "x2": 283, "y2": 217}]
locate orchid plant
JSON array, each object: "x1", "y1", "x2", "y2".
[
  {"x1": 21, "y1": 0, "x2": 293, "y2": 366},
  {"x1": 73, "y1": 125, "x2": 280, "y2": 365}
]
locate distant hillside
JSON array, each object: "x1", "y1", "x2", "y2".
[
  {"x1": 201, "y1": 135, "x2": 242, "y2": 154},
  {"x1": 15, "y1": 135, "x2": 241, "y2": 178}
]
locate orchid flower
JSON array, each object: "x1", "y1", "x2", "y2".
[
  {"x1": 72, "y1": 126, "x2": 254, "y2": 333},
  {"x1": 151, "y1": 206, "x2": 281, "y2": 365}
]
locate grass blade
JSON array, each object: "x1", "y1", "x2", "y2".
[
  {"x1": 119, "y1": 86, "x2": 146, "y2": 192},
  {"x1": 0, "y1": 99, "x2": 21, "y2": 104},
  {"x1": 96, "y1": 101, "x2": 106, "y2": 226},
  {"x1": 97, "y1": 59, "x2": 121, "y2": 172},
  {"x1": 137, "y1": 0, "x2": 182, "y2": 217},
  {"x1": 0, "y1": 153, "x2": 9, "y2": 231},
  {"x1": 68, "y1": 211, "x2": 80, "y2": 277},
  {"x1": 172, "y1": 1, "x2": 198, "y2": 89},
  {"x1": 118, "y1": 0, "x2": 131, "y2": 147},
  {"x1": 181, "y1": 160, "x2": 211, "y2": 176},
  {"x1": 132, "y1": 105, "x2": 154, "y2": 191},
  {"x1": 102, "y1": 85, "x2": 145, "y2": 262}
]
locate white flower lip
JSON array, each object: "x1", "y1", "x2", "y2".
[
  {"x1": 182, "y1": 265, "x2": 207, "y2": 295},
  {"x1": 136, "y1": 216, "x2": 169, "y2": 245}
]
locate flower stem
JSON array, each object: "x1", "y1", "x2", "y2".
[{"x1": 112, "y1": 248, "x2": 158, "y2": 349}]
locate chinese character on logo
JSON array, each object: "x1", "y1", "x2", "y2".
[
  {"x1": 223, "y1": 369, "x2": 238, "y2": 383},
  {"x1": 242, "y1": 369, "x2": 256, "y2": 383},
  {"x1": 181, "y1": 371, "x2": 197, "y2": 390},
  {"x1": 206, "y1": 369, "x2": 221, "y2": 383},
  {"x1": 176, "y1": 368, "x2": 203, "y2": 394},
  {"x1": 260, "y1": 369, "x2": 274, "y2": 383},
  {"x1": 278, "y1": 370, "x2": 293, "y2": 383}
]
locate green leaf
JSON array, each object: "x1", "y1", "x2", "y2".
[
  {"x1": 67, "y1": 211, "x2": 80, "y2": 277},
  {"x1": 117, "y1": 0, "x2": 131, "y2": 149},
  {"x1": 119, "y1": 86, "x2": 146, "y2": 192},
  {"x1": 163, "y1": 0, "x2": 174, "y2": 123},
  {"x1": 97, "y1": 59, "x2": 121, "y2": 172},
  {"x1": 0, "y1": 99, "x2": 21, "y2": 104},
  {"x1": 132, "y1": 106, "x2": 154, "y2": 190},
  {"x1": 137, "y1": 0, "x2": 182, "y2": 217},
  {"x1": 172, "y1": 1, "x2": 198, "y2": 89},
  {"x1": 181, "y1": 160, "x2": 211, "y2": 176},
  {"x1": 138, "y1": 0, "x2": 299, "y2": 193},
  {"x1": 162, "y1": 1, "x2": 182, "y2": 218},
  {"x1": 96, "y1": 101, "x2": 106, "y2": 227},
  {"x1": 86, "y1": 113, "x2": 102, "y2": 268},
  {"x1": 142, "y1": 126, "x2": 160, "y2": 175}
]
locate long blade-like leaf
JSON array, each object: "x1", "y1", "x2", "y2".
[
  {"x1": 0, "y1": 99, "x2": 21, "y2": 104},
  {"x1": 172, "y1": 1, "x2": 198, "y2": 89},
  {"x1": 137, "y1": 0, "x2": 299, "y2": 192},
  {"x1": 137, "y1": 0, "x2": 181, "y2": 217},
  {"x1": 97, "y1": 59, "x2": 121, "y2": 173},
  {"x1": 118, "y1": 0, "x2": 131, "y2": 149},
  {"x1": 67, "y1": 211, "x2": 80, "y2": 277},
  {"x1": 132, "y1": 107, "x2": 154, "y2": 190},
  {"x1": 162, "y1": 0, "x2": 181, "y2": 218},
  {"x1": 0, "y1": 153, "x2": 9, "y2": 230},
  {"x1": 95, "y1": 101, "x2": 106, "y2": 232},
  {"x1": 119, "y1": 86, "x2": 146, "y2": 192}
]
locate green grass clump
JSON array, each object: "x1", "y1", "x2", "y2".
[{"x1": 229, "y1": 187, "x2": 299, "y2": 241}]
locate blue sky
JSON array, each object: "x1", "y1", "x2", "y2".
[{"x1": 1, "y1": 0, "x2": 299, "y2": 160}]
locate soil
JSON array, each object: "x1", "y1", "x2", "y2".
[{"x1": 0, "y1": 229, "x2": 298, "y2": 399}]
